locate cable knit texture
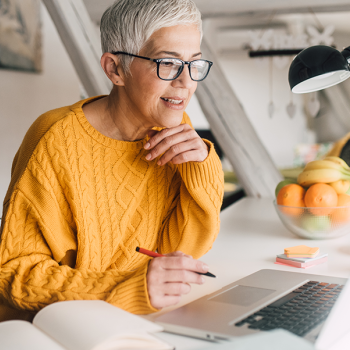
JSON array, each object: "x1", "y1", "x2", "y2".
[{"x1": 0, "y1": 96, "x2": 224, "y2": 321}]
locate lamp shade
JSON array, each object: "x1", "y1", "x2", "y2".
[{"x1": 288, "y1": 45, "x2": 350, "y2": 94}]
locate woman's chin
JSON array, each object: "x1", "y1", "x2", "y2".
[{"x1": 158, "y1": 112, "x2": 185, "y2": 128}]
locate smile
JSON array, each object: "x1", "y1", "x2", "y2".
[{"x1": 161, "y1": 97, "x2": 183, "y2": 105}]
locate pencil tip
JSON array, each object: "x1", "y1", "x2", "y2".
[{"x1": 136, "y1": 247, "x2": 140, "y2": 252}]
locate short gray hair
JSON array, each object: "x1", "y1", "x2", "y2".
[{"x1": 100, "y1": 0, "x2": 202, "y2": 74}]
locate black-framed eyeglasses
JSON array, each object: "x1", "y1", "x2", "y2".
[{"x1": 112, "y1": 51, "x2": 213, "y2": 81}]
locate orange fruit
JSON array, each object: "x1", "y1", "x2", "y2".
[
  {"x1": 332, "y1": 193, "x2": 350, "y2": 222},
  {"x1": 276, "y1": 184, "x2": 306, "y2": 216},
  {"x1": 304, "y1": 183, "x2": 338, "y2": 216}
]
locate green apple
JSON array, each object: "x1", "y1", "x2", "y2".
[
  {"x1": 301, "y1": 215, "x2": 331, "y2": 233},
  {"x1": 275, "y1": 179, "x2": 297, "y2": 197}
]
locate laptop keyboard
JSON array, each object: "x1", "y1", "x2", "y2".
[{"x1": 235, "y1": 281, "x2": 344, "y2": 337}]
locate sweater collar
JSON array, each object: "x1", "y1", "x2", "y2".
[{"x1": 71, "y1": 96, "x2": 149, "y2": 151}]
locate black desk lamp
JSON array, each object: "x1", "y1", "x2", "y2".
[{"x1": 288, "y1": 45, "x2": 350, "y2": 93}]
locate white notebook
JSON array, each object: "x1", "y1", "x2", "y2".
[{"x1": 0, "y1": 300, "x2": 173, "y2": 350}]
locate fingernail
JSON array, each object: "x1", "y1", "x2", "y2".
[
  {"x1": 144, "y1": 142, "x2": 150, "y2": 149},
  {"x1": 157, "y1": 160, "x2": 162, "y2": 166},
  {"x1": 202, "y1": 264, "x2": 209, "y2": 272},
  {"x1": 145, "y1": 154, "x2": 151, "y2": 160},
  {"x1": 201, "y1": 276, "x2": 205, "y2": 284}
]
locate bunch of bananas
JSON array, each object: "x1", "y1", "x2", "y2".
[{"x1": 297, "y1": 156, "x2": 350, "y2": 191}]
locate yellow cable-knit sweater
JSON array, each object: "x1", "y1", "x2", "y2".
[{"x1": 0, "y1": 96, "x2": 224, "y2": 321}]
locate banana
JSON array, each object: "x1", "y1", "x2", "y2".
[
  {"x1": 323, "y1": 156, "x2": 350, "y2": 170},
  {"x1": 303, "y1": 160, "x2": 350, "y2": 174},
  {"x1": 297, "y1": 168, "x2": 350, "y2": 187},
  {"x1": 329, "y1": 180, "x2": 350, "y2": 194}
]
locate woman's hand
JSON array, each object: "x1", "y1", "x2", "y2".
[
  {"x1": 144, "y1": 124, "x2": 208, "y2": 166},
  {"x1": 146, "y1": 251, "x2": 209, "y2": 309}
]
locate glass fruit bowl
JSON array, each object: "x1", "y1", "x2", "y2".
[{"x1": 273, "y1": 200, "x2": 350, "y2": 239}]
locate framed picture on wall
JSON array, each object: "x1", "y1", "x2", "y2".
[{"x1": 0, "y1": 0, "x2": 42, "y2": 72}]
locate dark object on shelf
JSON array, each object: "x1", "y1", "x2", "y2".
[
  {"x1": 339, "y1": 139, "x2": 350, "y2": 167},
  {"x1": 221, "y1": 188, "x2": 245, "y2": 211},
  {"x1": 249, "y1": 49, "x2": 304, "y2": 58},
  {"x1": 196, "y1": 129, "x2": 224, "y2": 159},
  {"x1": 196, "y1": 130, "x2": 244, "y2": 209}
]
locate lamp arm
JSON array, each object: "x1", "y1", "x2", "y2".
[{"x1": 341, "y1": 46, "x2": 350, "y2": 63}]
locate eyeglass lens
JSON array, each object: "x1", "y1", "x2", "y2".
[{"x1": 158, "y1": 59, "x2": 210, "y2": 81}]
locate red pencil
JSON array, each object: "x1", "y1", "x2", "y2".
[{"x1": 136, "y1": 247, "x2": 216, "y2": 278}]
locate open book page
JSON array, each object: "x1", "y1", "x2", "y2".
[
  {"x1": 93, "y1": 332, "x2": 174, "y2": 350},
  {"x1": 0, "y1": 320, "x2": 66, "y2": 350},
  {"x1": 33, "y1": 300, "x2": 173, "y2": 350}
]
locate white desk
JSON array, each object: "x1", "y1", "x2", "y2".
[{"x1": 146, "y1": 197, "x2": 350, "y2": 349}]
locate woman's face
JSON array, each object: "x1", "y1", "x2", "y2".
[{"x1": 123, "y1": 24, "x2": 201, "y2": 129}]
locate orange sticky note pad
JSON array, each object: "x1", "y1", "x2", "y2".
[{"x1": 284, "y1": 245, "x2": 319, "y2": 258}]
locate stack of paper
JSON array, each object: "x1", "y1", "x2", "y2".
[
  {"x1": 284, "y1": 245, "x2": 319, "y2": 258},
  {"x1": 275, "y1": 245, "x2": 327, "y2": 269}
]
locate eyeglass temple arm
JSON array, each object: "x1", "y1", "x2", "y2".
[{"x1": 112, "y1": 51, "x2": 153, "y2": 62}]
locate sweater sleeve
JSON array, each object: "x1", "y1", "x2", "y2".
[
  {"x1": 157, "y1": 129, "x2": 224, "y2": 258},
  {"x1": 0, "y1": 177, "x2": 157, "y2": 315}
]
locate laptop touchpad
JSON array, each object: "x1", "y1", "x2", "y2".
[{"x1": 208, "y1": 285, "x2": 276, "y2": 307}]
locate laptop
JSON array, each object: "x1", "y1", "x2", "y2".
[{"x1": 155, "y1": 269, "x2": 350, "y2": 348}]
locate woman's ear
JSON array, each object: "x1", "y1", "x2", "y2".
[{"x1": 100, "y1": 53, "x2": 125, "y2": 86}]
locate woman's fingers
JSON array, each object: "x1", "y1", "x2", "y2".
[
  {"x1": 146, "y1": 124, "x2": 188, "y2": 151},
  {"x1": 159, "y1": 256, "x2": 209, "y2": 274},
  {"x1": 145, "y1": 126, "x2": 194, "y2": 161},
  {"x1": 163, "y1": 269, "x2": 204, "y2": 284},
  {"x1": 148, "y1": 264, "x2": 204, "y2": 287},
  {"x1": 146, "y1": 254, "x2": 210, "y2": 309},
  {"x1": 163, "y1": 282, "x2": 192, "y2": 296},
  {"x1": 145, "y1": 124, "x2": 208, "y2": 165},
  {"x1": 157, "y1": 138, "x2": 196, "y2": 165},
  {"x1": 149, "y1": 137, "x2": 208, "y2": 165},
  {"x1": 165, "y1": 250, "x2": 192, "y2": 259},
  {"x1": 170, "y1": 149, "x2": 209, "y2": 165},
  {"x1": 161, "y1": 140, "x2": 209, "y2": 165}
]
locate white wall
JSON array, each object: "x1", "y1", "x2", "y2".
[
  {"x1": 219, "y1": 56, "x2": 316, "y2": 169},
  {"x1": 185, "y1": 94, "x2": 210, "y2": 129},
  {"x1": 186, "y1": 54, "x2": 315, "y2": 169},
  {"x1": 0, "y1": 4, "x2": 81, "y2": 204},
  {"x1": 189, "y1": 14, "x2": 350, "y2": 171}
]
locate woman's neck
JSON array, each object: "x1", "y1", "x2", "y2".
[{"x1": 83, "y1": 89, "x2": 150, "y2": 142}]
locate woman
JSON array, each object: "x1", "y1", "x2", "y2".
[{"x1": 0, "y1": 0, "x2": 223, "y2": 321}]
